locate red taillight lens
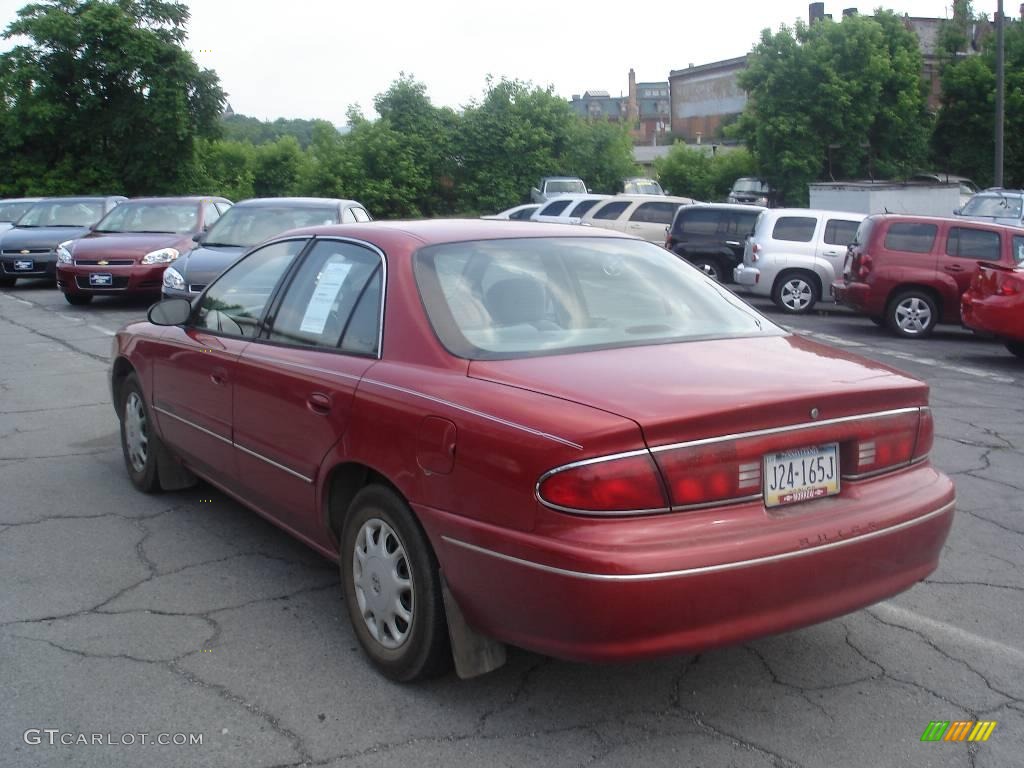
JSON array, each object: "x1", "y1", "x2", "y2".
[
  {"x1": 537, "y1": 453, "x2": 669, "y2": 513},
  {"x1": 997, "y1": 272, "x2": 1022, "y2": 295},
  {"x1": 751, "y1": 242, "x2": 760, "y2": 262},
  {"x1": 856, "y1": 253, "x2": 873, "y2": 280},
  {"x1": 652, "y1": 442, "x2": 762, "y2": 508},
  {"x1": 845, "y1": 410, "x2": 925, "y2": 476},
  {"x1": 914, "y1": 408, "x2": 934, "y2": 460}
]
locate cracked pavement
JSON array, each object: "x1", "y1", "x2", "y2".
[{"x1": 1, "y1": 285, "x2": 1021, "y2": 768}]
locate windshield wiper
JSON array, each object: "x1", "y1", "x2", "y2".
[{"x1": 201, "y1": 242, "x2": 241, "y2": 247}]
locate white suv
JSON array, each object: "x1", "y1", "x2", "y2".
[
  {"x1": 582, "y1": 194, "x2": 698, "y2": 244},
  {"x1": 531, "y1": 194, "x2": 611, "y2": 225},
  {"x1": 734, "y1": 208, "x2": 865, "y2": 314}
]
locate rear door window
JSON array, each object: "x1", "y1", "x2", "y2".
[
  {"x1": 1014, "y1": 235, "x2": 1024, "y2": 265},
  {"x1": 675, "y1": 209, "x2": 721, "y2": 236},
  {"x1": 569, "y1": 199, "x2": 602, "y2": 217},
  {"x1": 884, "y1": 222, "x2": 938, "y2": 254},
  {"x1": 630, "y1": 202, "x2": 679, "y2": 224},
  {"x1": 771, "y1": 216, "x2": 817, "y2": 243},
  {"x1": 590, "y1": 201, "x2": 631, "y2": 220},
  {"x1": 946, "y1": 227, "x2": 1001, "y2": 261},
  {"x1": 823, "y1": 219, "x2": 860, "y2": 246},
  {"x1": 539, "y1": 200, "x2": 571, "y2": 217}
]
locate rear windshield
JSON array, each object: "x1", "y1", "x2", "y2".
[
  {"x1": 962, "y1": 194, "x2": 1023, "y2": 219},
  {"x1": 673, "y1": 208, "x2": 759, "y2": 237},
  {"x1": 884, "y1": 222, "x2": 937, "y2": 254},
  {"x1": 413, "y1": 237, "x2": 780, "y2": 360},
  {"x1": 203, "y1": 206, "x2": 338, "y2": 247}
]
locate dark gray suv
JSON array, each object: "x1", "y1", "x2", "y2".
[{"x1": 664, "y1": 203, "x2": 765, "y2": 282}]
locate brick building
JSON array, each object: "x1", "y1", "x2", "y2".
[{"x1": 569, "y1": 69, "x2": 670, "y2": 144}]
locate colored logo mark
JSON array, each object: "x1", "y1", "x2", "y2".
[{"x1": 921, "y1": 721, "x2": 997, "y2": 742}]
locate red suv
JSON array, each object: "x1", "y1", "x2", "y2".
[{"x1": 832, "y1": 214, "x2": 1024, "y2": 338}]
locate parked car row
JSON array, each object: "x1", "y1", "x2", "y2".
[{"x1": 0, "y1": 195, "x2": 373, "y2": 307}]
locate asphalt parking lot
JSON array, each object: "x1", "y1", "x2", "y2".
[{"x1": 1, "y1": 280, "x2": 1022, "y2": 768}]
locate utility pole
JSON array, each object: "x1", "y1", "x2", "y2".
[{"x1": 995, "y1": 0, "x2": 1005, "y2": 187}]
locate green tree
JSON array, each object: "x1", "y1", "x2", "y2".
[
  {"x1": 192, "y1": 139, "x2": 256, "y2": 200},
  {"x1": 654, "y1": 145, "x2": 757, "y2": 201},
  {"x1": 0, "y1": 0, "x2": 224, "y2": 196},
  {"x1": 564, "y1": 118, "x2": 637, "y2": 194},
  {"x1": 736, "y1": 13, "x2": 930, "y2": 204},
  {"x1": 932, "y1": 20, "x2": 1024, "y2": 187},
  {"x1": 253, "y1": 136, "x2": 303, "y2": 197}
]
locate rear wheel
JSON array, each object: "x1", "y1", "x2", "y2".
[
  {"x1": 340, "y1": 485, "x2": 451, "y2": 682},
  {"x1": 64, "y1": 293, "x2": 93, "y2": 306},
  {"x1": 1006, "y1": 341, "x2": 1024, "y2": 359},
  {"x1": 689, "y1": 257, "x2": 724, "y2": 282},
  {"x1": 887, "y1": 290, "x2": 938, "y2": 339},
  {"x1": 0, "y1": 277, "x2": 15, "y2": 287},
  {"x1": 772, "y1": 271, "x2": 820, "y2": 314}
]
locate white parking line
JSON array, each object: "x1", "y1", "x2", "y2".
[
  {"x1": 795, "y1": 329, "x2": 1015, "y2": 384},
  {"x1": 88, "y1": 325, "x2": 116, "y2": 337},
  {"x1": 873, "y1": 602, "x2": 1024, "y2": 663},
  {"x1": 13, "y1": 298, "x2": 32, "y2": 307}
]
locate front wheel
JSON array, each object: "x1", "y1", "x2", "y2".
[
  {"x1": 1006, "y1": 341, "x2": 1024, "y2": 359},
  {"x1": 772, "y1": 272, "x2": 820, "y2": 314},
  {"x1": 340, "y1": 486, "x2": 451, "y2": 682},
  {"x1": 887, "y1": 290, "x2": 938, "y2": 339},
  {"x1": 64, "y1": 293, "x2": 93, "y2": 306},
  {"x1": 119, "y1": 374, "x2": 162, "y2": 492},
  {"x1": 689, "y1": 257, "x2": 724, "y2": 282}
]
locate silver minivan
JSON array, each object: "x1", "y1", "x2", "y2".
[{"x1": 733, "y1": 208, "x2": 866, "y2": 314}]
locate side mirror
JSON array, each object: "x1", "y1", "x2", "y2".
[
  {"x1": 147, "y1": 298, "x2": 192, "y2": 326},
  {"x1": 192, "y1": 231, "x2": 206, "y2": 243},
  {"x1": 953, "y1": 208, "x2": 962, "y2": 216}
]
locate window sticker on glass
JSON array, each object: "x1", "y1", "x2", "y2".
[{"x1": 299, "y1": 261, "x2": 353, "y2": 334}]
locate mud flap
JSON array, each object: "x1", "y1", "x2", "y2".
[
  {"x1": 155, "y1": 443, "x2": 198, "y2": 491},
  {"x1": 440, "y1": 572, "x2": 507, "y2": 679}
]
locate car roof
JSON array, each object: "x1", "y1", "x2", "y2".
[
  {"x1": 122, "y1": 196, "x2": 232, "y2": 204},
  {"x1": 610, "y1": 194, "x2": 695, "y2": 203},
  {"x1": 762, "y1": 208, "x2": 866, "y2": 218},
  {"x1": 869, "y1": 213, "x2": 1024, "y2": 232},
  {"x1": 677, "y1": 202, "x2": 766, "y2": 213},
  {"x1": 539, "y1": 194, "x2": 610, "y2": 202},
  {"x1": 28, "y1": 196, "x2": 125, "y2": 203},
  {"x1": 541, "y1": 176, "x2": 584, "y2": 182},
  {"x1": 0, "y1": 197, "x2": 44, "y2": 203},
  {"x1": 278, "y1": 218, "x2": 636, "y2": 245},
  {"x1": 232, "y1": 197, "x2": 356, "y2": 208}
]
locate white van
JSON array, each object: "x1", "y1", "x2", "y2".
[
  {"x1": 531, "y1": 194, "x2": 611, "y2": 225},
  {"x1": 582, "y1": 194, "x2": 698, "y2": 244},
  {"x1": 733, "y1": 208, "x2": 866, "y2": 314}
]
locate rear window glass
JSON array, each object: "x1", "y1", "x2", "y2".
[
  {"x1": 630, "y1": 202, "x2": 679, "y2": 224},
  {"x1": 771, "y1": 217, "x2": 816, "y2": 242},
  {"x1": 591, "y1": 201, "x2": 630, "y2": 220},
  {"x1": 824, "y1": 219, "x2": 860, "y2": 246},
  {"x1": 884, "y1": 223, "x2": 937, "y2": 254},
  {"x1": 852, "y1": 218, "x2": 874, "y2": 246},
  {"x1": 946, "y1": 227, "x2": 1001, "y2": 261},
  {"x1": 1015, "y1": 236, "x2": 1024, "y2": 265},
  {"x1": 413, "y1": 237, "x2": 780, "y2": 360},
  {"x1": 674, "y1": 209, "x2": 721, "y2": 236},
  {"x1": 569, "y1": 199, "x2": 602, "y2": 217},
  {"x1": 539, "y1": 200, "x2": 571, "y2": 216}
]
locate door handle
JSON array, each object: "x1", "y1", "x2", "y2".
[
  {"x1": 307, "y1": 392, "x2": 331, "y2": 415},
  {"x1": 628, "y1": 223, "x2": 642, "y2": 229},
  {"x1": 210, "y1": 368, "x2": 227, "y2": 386},
  {"x1": 726, "y1": 240, "x2": 741, "y2": 246},
  {"x1": 944, "y1": 264, "x2": 965, "y2": 272}
]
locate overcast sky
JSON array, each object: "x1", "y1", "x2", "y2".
[{"x1": 0, "y1": 1, "x2": 971, "y2": 124}]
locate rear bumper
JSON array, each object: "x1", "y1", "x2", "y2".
[
  {"x1": 57, "y1": 262, "x2": 166, "y2": 296},
  {"x1": 832, "y1": 279, "x2": 877, "y2": 315},
  {"x1": 423, "y1": 464, "x2": 954, "y2": 663},
  {"x1": 733, "y1": 264, "x2": 760, "y2": 287},
  {"x1": 961, "y1": 293, "x2": 1024, "y2": 342}
]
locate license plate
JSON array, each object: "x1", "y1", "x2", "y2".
[
  {"x1": 14, "y1": 259, "x2": 33, "y2": 271},
  {"x1": 89, "y1": 273, "x2": 113, "y2": 286},
  {"x1": 764, "y1": 443, "x2": 839, "y2": 508}
]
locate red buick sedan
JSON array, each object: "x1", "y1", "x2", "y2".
[
  {"x1": 57, "y1": 196, "x2": 232, "y2": 305},
  {"x1": 110, "y1": 220, "x2": 954, "y2": 681}
]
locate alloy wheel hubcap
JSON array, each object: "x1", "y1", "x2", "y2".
[
  {"x1": 699, "y1": 263, "x2": 719, "y2": 280},
  {"x1": 124, "y1": 392, "x2": 148, "y2": 473},
  {"x1": 781, "y1": 279, "x2": 813, "y2": 310},
  {"x1": 895, "y1": 297, "x2": 932, "y2": 334},
  {"x1": 352, "y1": 518, "x2": 414, "y2": 649}
]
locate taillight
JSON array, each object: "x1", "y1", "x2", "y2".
[
  {"x1": 997, "y1": 272, "x2": 1022, "y2": 295},
  {"x1": 751, "y1": 242, "x2": 761, "y2": 262},
  {"x1": 537, "y1": 453, "x2": 669, "y2": 514},
  {"x1": 844, "y1": 409, "x2": 928, "y2": 477},
  {"x1": 856, "y1": 253, "x2": 873, "y2": 280}
]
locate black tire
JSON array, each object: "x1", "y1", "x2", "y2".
[
  {"x1": 869, "y1": 316, "x2": 885, "y2": 327},
  {"x1": 118, "y1": 374, "x2": 162, "y2": 493},
  {"x1": 64, "y1": 293, "x2": 93, "y2": 305},
  {"x1": 772, "y1": 271, "x2": 820, "y2": 314},
  {"x1": 340, "y1": 485, "x2": 450, "y2": 682},
  {"x1": 689, "y1": 257, "x2": 724, "y2": 282},
  {"x1": 886, "y1": 290, "x2": 938, "y2": 339},
  {"x1": 1006, "y1": 341, "x2": 1024, "y2": 359},
  {"x1": 0, "y1": 277, "x2": 15, "y2": 287}
]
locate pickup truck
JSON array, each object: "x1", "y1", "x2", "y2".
[{"x1": 530, "y1": 176, "x2": 587, "y2": 204}]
